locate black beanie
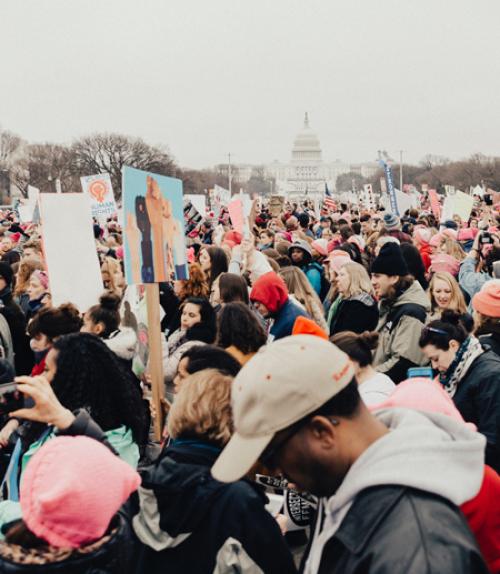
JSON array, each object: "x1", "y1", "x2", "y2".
[
  {"x1": 0, "y1": 262, "x2": 13, "y2": 287},
  {"x1": 371, "y1": 243, "x2": 409, "y2": 276}
]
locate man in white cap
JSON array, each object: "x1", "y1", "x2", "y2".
[{"x1": 212, "y1": 336, "x2": 488, "y2": 573}]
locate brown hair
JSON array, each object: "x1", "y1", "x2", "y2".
[
  {"x1": 219, "y1": 273, "x2": 249, "y2": 305},
  {"x1": 28, "y1": 303, "x2": 83, "y2": 341},
  {"x1": 168, "y1": 369, "x2": 234, "y2": 447},
  {"x1": 178, "y1": 263, "x2": 209, "y2": 299},
  {"x1": 331, "y1": 331, "x2": 379, "y2": 367},
  {"x1": 86, "y1": 292, "x2": 121, "y2": 338},
  {"x1": 14, "y1": 259, "x2": 43, "y2": 297}
]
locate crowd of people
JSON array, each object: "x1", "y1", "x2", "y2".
[{"x1": 0, "y1": 192, "x2": 497, "y2": 573}]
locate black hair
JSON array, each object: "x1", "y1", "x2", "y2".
[
  {"x1": 52, "y1": 333, "x2": 146, "y2": 445},
  {"x1": 418, "y1": 310, "x2": 471, "y2": 350},
  {"x1": 217, "y1": 302, "x2": 267, "y2": 355},
  {"x1": 351, "y1": 222, "x2": 361, "y2": 236},
  {"x1": 183, "y1": 297, "x2": 217, "y2": 344},
  {"x1": 360, "y1": 214, "x2": 371, "y2": 223},
  {"x1": 204, "y1": 246, "x2": 228, "y2": 286},
  {"x1": 219, "y1": 273, "x2": 249, "y2": 305},
  {"x1": 400, "y1": 243, "x2": 428, "y2": 290},
  {"x1": 86, "y1": 292, "x2": 121, "y2": 339},
  {"x1": 180, "y1": 344, "x2": 241, "y2": 377},
  {"x1": 339, "y1": 225, "x2": 353, "y2": 242},
  {"x1": 331, "y1": 331, "x2": 379, "y2": 368},
  {"x1": 309, "y1": 378, "x2": 361, "y2": 419},
  {"x1": 28, "y1": 303, "x2": 83, "y2": 341}
]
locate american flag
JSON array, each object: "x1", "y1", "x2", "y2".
[{"x1": 323, "y1": 183, "x2": 336, "y2": 211}]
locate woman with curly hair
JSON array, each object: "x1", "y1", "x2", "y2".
[
  {"x1": 163, "y1": 263, "x2": 209, "y2": 335},
  {"x1": 0, "y1": 332, "x2": 146, "y2": 521},
  {"x1": 13, "y1": 259, "x2": 43, "y2": 316}
]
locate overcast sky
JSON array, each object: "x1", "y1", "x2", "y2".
[{"x1": 1, "y1": 0, "x2": 499, "y2": 169}]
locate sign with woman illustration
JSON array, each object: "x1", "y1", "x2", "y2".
[{"x1": 122, "y1": 166, "x2": 189, "y2": 285}]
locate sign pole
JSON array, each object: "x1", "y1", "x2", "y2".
[{"x1": 145, "y1": 283, "x2": 165, "y2": 441}]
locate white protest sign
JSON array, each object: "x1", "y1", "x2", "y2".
[
  {"x1": 18, "y1": 203, "x2": 36, "y2": 223},
  {"x1": 442, "y1": 189, "x2": 474, "y2": 222},
  {"x1": 185, "y1": 194, "x2": 206, "y2": 218},
  {"x1": 27, "y1": 185, "x2": 40, "y2": 203},
  {"x1": 81, "y1": 173, "x2": 118, "y2": 221},
  {"x1": 212, "y1": 184, "x2": 231, "y2": 215},
  {"x1": 39, "y1": 193, "x2": 103, "y2": 311}
]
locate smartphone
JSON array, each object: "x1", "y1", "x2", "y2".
[
  {"x1": 0, "y1": 383, "x2": 23, "y2": 416},
  {"x1": 407, "y1": 367, "x2": 434, "y2": 379}
]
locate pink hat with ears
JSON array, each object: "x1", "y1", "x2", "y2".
[
  {"x1": 414, "y1": 226, "x2": 432, "y2": 245},
  {"x1": 20, "y1": 436, "x2": 141, "y2": 548},
  {"x1": 441, "y1": 228, "x2": 458, "y2": 240},
  {"x1": 429, "y1": 233, "x2": 443, "y2": 248},
  {"x1": 429, "y1": 253, "x2": 460, "y2": 277},
  {"x1": 32, "y1": 270, "x2": 49, "y2": 290},
  {"x1": 311, "y1": 238, "x2": 329, "y2": 257},
  {"x1": 328, "y1": 250, "x2": 351, "y2": 273},
  {"x1": 370, "y1": 378, "x2": 477, "y2": 431}
]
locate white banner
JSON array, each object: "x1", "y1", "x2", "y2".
[{"x1": 40, "y1": 193, "x2": 103, "y2": 311}]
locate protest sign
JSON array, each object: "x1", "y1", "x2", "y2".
[
  {"x1": 212, "y1": 184, "x2": 231, "y2": 216},
  {"x1": 428, "y1": 189, "x2": 441, "y2": 220},
  {"x1": 228, "y1": 196, "x2": 244, "y2": 235},
  {"x1": 184, "y1": 201, "x2": 203, "y2": 234},
  {"x1": 453, "y1": 189, "x2": 474, "y2": 221},
  {"x1": 39, "y1": 193, "x2": 103, "y2": 311},
  {"x1": 185, "y1": 194, "x2": 206, "y2": 217},
  {"x1": 27, "y1": 185, "x2": 40, "y2": 203},
  {"x1": 269, "y1": 195, "x2": 285, "y2": 217},
  {"x1": 379, "y1": 159, "x2": 398, "y2": 215},
  {"x1": 81, "y1": 173, "x2": 118, "y2": 221},
  {"x1": 122, "y1": 166, "x2": 188, "y2": 284},
  {"x1": 18, "y1": 202, "x2": 36, "y2": 223}
]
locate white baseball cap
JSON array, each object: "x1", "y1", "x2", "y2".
[{"x1": 211, "y1": 335, "x2": 354, "y2": 482}]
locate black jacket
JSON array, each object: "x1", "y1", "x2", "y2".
[
  {"x1": 132, "y1": 440, "x2": 297, "y2": 574},
  {"x1": 303, "y1": 485, "x2": 489, "y2": 574},
  {"x1": 0, "y1": 289, "x2": 33, "y2": 375},
  {"x1": 453, "y1": 351, "x2": 500, "y2": 473},
  {"x1": 329, "y1": 296, "x2": 379, "y2": 337}
]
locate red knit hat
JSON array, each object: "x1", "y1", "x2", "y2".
[{"x1": 472, "y1": 280, "x2": 500, "y2": 318}]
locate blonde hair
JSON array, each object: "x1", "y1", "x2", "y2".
[
  {"x1": 429, "y1": 272, "x2": 467, "y2": 314},
  {"x1": 168, "y1": 369, "x2": 234, "y2": 447},
  {"x1": 338, "y1": 262, "x2": 374, "y2": 299},
  {"x1": 438, "y1": 237, "x2": 466, "y2": 261},
  {"x1": 101, "y1": 257, "x2": 124, "y2": 295},
  {"x1": 279, "y1": 266, "x2": 328, "y2": 330}
]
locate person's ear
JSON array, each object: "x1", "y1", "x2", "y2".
[
  {"x1": 95, "y1": 322, "x2": 105, "y2": 336},
  {"x1": 308, "y1": 416, "x2": 338, "y2": 448},
  {"x1": 449, "y1": 339, "x2": 460, "y2": 353}
]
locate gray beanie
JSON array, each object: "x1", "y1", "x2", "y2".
[{"x1": 383, "y1": 213, "x2": 400, "y2": 231}]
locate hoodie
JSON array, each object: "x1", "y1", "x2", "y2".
[
  {"x1": 250, "y1": 272, "x2": 288, "y2": 314},
  {"x1": 304, "y1": 407, "x2": 485, "y2": 574}
]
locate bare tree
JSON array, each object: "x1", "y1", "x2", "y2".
[{"x1": 71, "y1": 133, "x2": 177, "y2": 200}]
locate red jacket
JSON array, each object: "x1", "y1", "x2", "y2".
[
  {"x1": 419, "y1": 244, "x2": 432, "y2": 272},
  {"x1": 461, "y1": 465, "x2": 500, "y2": 573}
]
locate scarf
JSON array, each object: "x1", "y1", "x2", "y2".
[{"x1": 438, "y1": 336, "x2": 484, "y2": 397}]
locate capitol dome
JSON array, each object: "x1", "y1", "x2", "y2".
[{"x1": 291, "y1": 112, "x2": 322, "y2": 163}]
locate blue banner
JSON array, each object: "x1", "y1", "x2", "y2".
[{"x1": 379, "y1": 159, "x2": 398, "y2": 215}]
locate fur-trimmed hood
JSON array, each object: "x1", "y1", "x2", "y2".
[{"x1": 104, "y1": 328, "x2": 138, "y2": 361}]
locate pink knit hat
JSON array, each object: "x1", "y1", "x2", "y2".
[
  {"x1": 472, "y1": 280, "x2": 500, "y2": 318},
  {"x1": 311, "y1": 238, "x2": 329, "y2": 257},
  {"x1": 32, "y1": 270, "x2": 49, "y2": 290},
  {"x1": 328, "y1": 250, "x2": 351, "y2": 274},
  {"x1": 441, "y1": 228, "x2": 458, "y2": 240},
  {"x1": 429, "y1": 233, "x2": 443, "y2": 248},
  {"x1": 457, "y1": 228, "x2": 475, "y2": 242},
  {"x1": 20, "y1": 436, "x2": 141, "y2": 548},
  {"x1": 414, "y1": 226, "x2": 432, "y2": 245},
  {"x1": 429, "y1": 253, "x2": 460, "y2": 277},
  {"x1": 371, "y1": 378, "x2": 476, "y2": 431}
]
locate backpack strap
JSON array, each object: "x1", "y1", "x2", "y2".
[{"x1": 386, "y1": 303, "x2": 427, "y2": 334}]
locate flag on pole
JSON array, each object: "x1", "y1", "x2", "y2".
[{"x1": 323, "y1": 183, "x2": 336, "y2": 211}]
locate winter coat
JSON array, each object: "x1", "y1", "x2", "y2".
[
  {"x1": 104, "y1": 328, "x2": 139, "y2": 379},
  {"x1": 419, "y1": 243, "x2": 432, "y2": 272},
  {"x1": 459, "y1": 256, "x2": 490, "y2": 303},
  {"x1": 0, "y1": 315, "x2": 13, "y2": 370},
  {"x1": 387, "y1": 229, "x2": 413, "y2": 244},
  {"x1": 479, "y1": 331, "x2": 500, "y2": 357},
  {"x1": 132, "y1": 440, "x2": 297, "y2": 574},
  {"x1": 0, "y1": 289, "x2": 33, "y2": 375},
  {"x1": 301, "y1": 408, "x2": 489, "y2": 574},
  {"x1": 452, "y1": 350, "x2": 500, "y2": 472},
  {"x1": 0, "y1": 513, "x2": 134, "y2": 574},
  {"x1": 271, "y1": 299, "x2": 308, "y2": 341},
  {"x1": 328, "y1": 293, "x2": 379, "y2": 336},
  {"x1": 373, "y1": 281, "x2": 430, "y2": 383}
]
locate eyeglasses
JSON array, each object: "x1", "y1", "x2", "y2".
[{"x1": 260, "y1": 416, "x2": 339, "y2": 471}]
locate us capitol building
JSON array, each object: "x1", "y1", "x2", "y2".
[{"x1": 216, "y1": 113, "x2": 378, "y2": 198}]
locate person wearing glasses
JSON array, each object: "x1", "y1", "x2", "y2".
[
  {"x1": 419, "y1": 310, "x2": 500, "y2": 472},
  {"x1": 212, "y1": 336, "x2": 489, "y2": 574}
]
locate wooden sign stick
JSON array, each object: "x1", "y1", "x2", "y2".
[{"x1": 145, "y1": 283, "x2": 165, "y2": 441}]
